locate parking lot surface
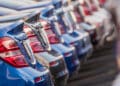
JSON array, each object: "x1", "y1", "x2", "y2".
[{"x1": 67, "y1": 42, "x2": 118, "y2": 86}]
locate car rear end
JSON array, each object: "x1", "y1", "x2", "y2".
[
  {"x1": 34, "y1": 70, "x2": 53, "y2": 86},
  {"x1": 48, "y1": 51, "x2": 69, "y2": 86},
  {"x1": 52, "y1": 43, "x2": 80, "y2": 76}
]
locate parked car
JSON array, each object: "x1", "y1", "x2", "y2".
[
  {"x1": 61, "y1": 0, "x2": 93, "y2": 58},
  {"x1": 40, "y1": 18, "x2": 80, "y2": 76},
  {"x1": 0, "y1": 10, "x2": 69, "y2": 86},
  {"x1": 68, "y1": 0, "x2": 100, "y2": 45},
  {"x1": 0, "y1": 0, "x2": 80, "y2": 77},
  {"x1": 0, "y1": 21, "x2": 53, "y2": 86},
  {"x1": 40, "y1": 1, "x2": 93, "y2": 60}
]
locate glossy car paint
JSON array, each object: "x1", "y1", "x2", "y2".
[
  {"x1": 45, "y1": 0, "x2": 93, "y2": 59},
  {"x1": 0, "y1": 0, "x2": 81, "y2": 76},
  {"x1": 0, "y1": 7, "x2": 70, "y2": 86},
  {"x1": 0, "y1": 21, "x2": 53, "y2": 86},
  {"x1": 40, "y1": 15, "x2": 80, "y2": 75}
]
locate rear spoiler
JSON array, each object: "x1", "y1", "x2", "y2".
[
  {"x1": 0, "y1": 20, "x2": 24, "y2": 37},
  {"x1": 0, "y1": 11, "x2": 40, "y2": 23}
]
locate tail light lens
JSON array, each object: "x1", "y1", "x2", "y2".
[
  {"x1": 91, "y1": 5, "x2": 98, "y2": 11},
  {"x1": 40, "y1": 20, "x2": 51, "y2": 30},
  {"x1": 24, "y1": 26, "x2": 44, "y2": 53},
  {"x1": 49, "y1": 61, "x2": 58, "y2": 67},
  {"x1": 64, "y1": 52, "x2": 72, "y2": 57},
  {"x1": 83, "y1": 7, "x2": 92, "y2": 16},
  {"x1": 45, "y1": 28, "x2": 60, "y2": 44},
  {"x1": 49, "y1": 36, "x2": 59, "y2": 44},
  {"x1": 74, "y1": 11, "x2": 82, "y2": 23},
  {"x1": 70, "y1": 42, "x2": 75, "y2": 46},
  {"x1": 0, "y1": 37, "x2": 28, "y2": 68},
  {"x1": 99, "y1": 0, "x2": 106, "y2": 5},
  {"x1": 34, "y1": 77, "x2": 43, "y2": 83}
]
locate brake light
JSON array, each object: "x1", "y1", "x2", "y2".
[
  {"x1": 24, "y1": 26, "x2": 44, "y2": 53},
  {"x1": 30, "y1": 39, "x2": 44, "y2": 53},
  {"x1": 70, "y1": 42, "x2": 75, "y2": 46},
  {"x1": 74, "y1": 12, "x2": 82, "y2": 23},
  {"x1": 91, "y1": 5, "x2": 98, "y2": 11},
  {"x1": 0, "y1": 37, "x2": 28, "y2": 68},
  {"x1": 40, "y1": 20, "x2": 51, "y2": 30},
  {"x1": 49, "y1": 36, "x2": 59, "y2": 44},
  {"x1": 64, "y1": 52, "x2": 72, "y2": 57},
  {"x1": 49, "y1": 61, "x2": 58, "y2": 67},
  {"x1": 34, "y1": 77, "x2": 43, "y2": 83},
  {"x1": 83, "y1": 7, "x2": 92, "y2": 16},
  {"x1": 99, "y1": 0, "x2": 106, "y2": 5}
]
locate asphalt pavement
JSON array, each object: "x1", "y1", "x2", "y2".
[{"x1": 67, "y1": 41, "x2": 118, "y2": 86}]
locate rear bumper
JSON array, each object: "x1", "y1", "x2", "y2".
[
  {"x1": 50, "y1": 59, "x2": 68, "y2": 79},
  {"x1": 65, "y1": 57, "x2": 80, "y2": 75},
  {"x1": 55, "y1": 73, "x2": 69, "y2": 86},
  {"x1": 35, "y1": 72, "x2": 54, "y2": 86},
  {"x1": 78, "y1": 44, "x2": 93, "y2": 59}
]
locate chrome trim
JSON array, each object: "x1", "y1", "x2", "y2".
[{"x1": 22, "y1": 39, "x2": 36, "y2": 65}]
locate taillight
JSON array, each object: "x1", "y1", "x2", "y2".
[
  {"x1": 30, "y1": 37, "x2": 44, "y2": 53},
  {"x1": 24, "y1": 27, "x2": 44, "y2": 53},
  {"x1": 91, "y1": 5, "x2": 98, "y2": 11},
  {"x1": 49, "y1": 36, "x2": 59, "y2": 44},
  {"x1": 45, "y1": 28, "x2": 60, "y2": 44},
  {"x1": 74, "y1": 11, "x2": 82, "y2": 23},
  {"x1": 40, "y1": 20, "x2": 51, "y2": 30},
  {"x1": 34, "y1": 77, "x2": 43, "y2": 83},
  {"x1": 70, "y1": 42, "x2": 75, "y2": 46},
  {"x1": 99, "y1": 0, "x2": 106, "y2": 5},
  {"x1": 0, "y1": 37, "x2": 28, "y2": 68},
  {"x1": 49, "y1": 61, "x2": 58, "y2": 67},
  {"x1": 64, "y1": 52, "x2": 72, "y2": 57},
  {"x1": 83, "y1": 7, "x2": 92, "y2": 16}
]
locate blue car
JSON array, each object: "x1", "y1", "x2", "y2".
[
  {"x1": 0, "y1": 21, "x2": 53, "y2": 86},
  {"x1": 0, "y1": 10, "x2": 69, "y2": 86},
  {"x1": 0, "y1": 0, "x2": 80, "y2": 76},
  {"x1": 40, "y1": 2, "x2": 93, "y2": 60},
  {"x1": 40, "y1": 18, "x2": 80, "y2": 75}
]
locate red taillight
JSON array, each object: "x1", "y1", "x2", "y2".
[
  {"x1": 49, "y1": 36, "x2": 59, "y2": 44},
  {"x1": 74, "y1": 12, "x2": 82, "y2": 23},
  {"x1": 0, "y1": 37, "x2": 28, "y2": 68},
  {"x1": 49, "y1": 61, "x2": 58, "y2": 67},
  {"x1": 24, "y1": 26, "x2": 35, "y2": 37},
  {"x1": 34, "y1": 77, "x2": 42, "y2": 83},
  {"x1": 70, "y1": 42, "x2": 75, "y2": 46},
  {"x1": 24, "y1": 27, "x2": 44, "y2": 53},
  {"x1": 83, "y1": 7, "x2": 92, "y2": 16},
  {"x1": 45, "y1": 29, "x2": 60, "y2": 44},
  {"x1": 99, "y1": 0, "x2": 106, "y2": 5},
  {"x1": 30, "y1": 40, "x2": 44, "y2": 53},
  {"x1": 40, "y1": 20, "x2": 51, "y2": 30},
  {"x1": 44, "y1": 23, "x2": 51, "y2": 30},
  {"x1": 4, "y1": 55, "x2": 28, "y2": 67},
  {"x1": 91, "y1": 5, "x2": 98, "y2": 11},
  {"x1": 64, "y1": 52, "x2": 72, "y2": 57}
]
